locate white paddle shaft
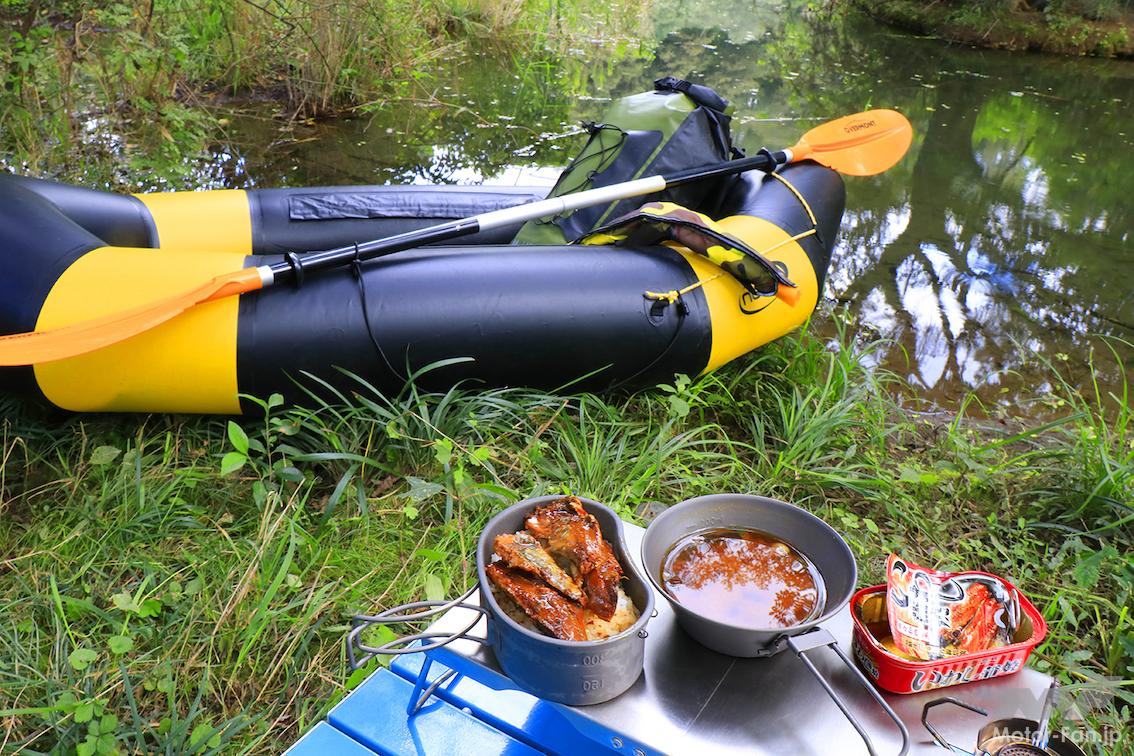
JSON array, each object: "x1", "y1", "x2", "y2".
[{"x1": 476, "y1": 175, "x2": 668, "y2": 231}]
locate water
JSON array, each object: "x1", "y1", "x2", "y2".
[{"x1": 206, "y1": 2, "x2": 1134, "y2": 410}]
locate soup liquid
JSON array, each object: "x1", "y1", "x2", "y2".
[{"x1": 662, "y1": 528, "x2": 824, "y2": 629}]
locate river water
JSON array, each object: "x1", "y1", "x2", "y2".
[{"x1": 207, "y1": 1, "x2": 1134, "y2": 410}]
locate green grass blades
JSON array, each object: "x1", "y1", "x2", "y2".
[{"x1": 1, "y1": 322, "x2": 1132, "y2": 753}]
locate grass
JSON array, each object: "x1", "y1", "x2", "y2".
[{"x1": 1, "y1": 314, "x2": 1131, "y2": 753}]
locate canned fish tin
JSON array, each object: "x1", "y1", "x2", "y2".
[{"x1": 851, "y1": 584, "x2": 1046, "y2": 694}]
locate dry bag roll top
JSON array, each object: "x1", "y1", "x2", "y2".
[{"x1": 512, "y1": 77, "x2": 742, "y2": 245}]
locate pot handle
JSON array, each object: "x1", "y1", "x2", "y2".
[
  {"x1": 346, "y1": 584, "x2": 491, "y2": 670},
  {"x1": 920, "y1": 697, "x2": 986, "y2": 755},
  {"x1": 787, "y1": 628, "x2": 911, "y2": 756}
]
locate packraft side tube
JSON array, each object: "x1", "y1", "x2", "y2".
[{"x1": 6, "y1": 174, "x2": 547, "y2": 255}]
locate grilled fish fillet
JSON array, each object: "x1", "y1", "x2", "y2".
[
  {"x1": 525, "y1": 496, "x2": 623, "y2": 620},
  {"x1": 494, "y1": 532, "x2": 585, "y2": 603},
  {"x1": 486, "y1": 563, "x2": 587, "y2": 641}
]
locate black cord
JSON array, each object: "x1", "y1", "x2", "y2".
[
  {"x1": 536, "y1": 124, "x2": 627, "y2": 226},
  {"x1": 351, "y1": 245, "x2": 407, "y2": 384},
  {"x1": 605, "y1": 294, "x2": 689, "y2": 392}
]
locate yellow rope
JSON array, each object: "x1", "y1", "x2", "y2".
[
  {"x1": 644, "y1": 271, "x2": 726, "y2": 303},
  {"x1": 761, "y1": 227, "x2": 816, "y2": 258},
  {"x1": 767, "y1": 170, "x2": 819, "y2": 229}
]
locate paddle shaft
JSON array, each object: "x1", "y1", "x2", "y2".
[{"x1": 261, "y1": 149, "x2": 788, "y2": 287}]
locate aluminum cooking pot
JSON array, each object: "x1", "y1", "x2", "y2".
[
  {"x1": 347, "y1": 495, "x2": 656, "y2": 706},
  {"x1": 641, "y1": 493, "x2": 910, "y2": 756}
]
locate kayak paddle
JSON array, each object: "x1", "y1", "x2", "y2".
[{"x1": 0, "y1": 109, "x2": 912, "y2": 366}]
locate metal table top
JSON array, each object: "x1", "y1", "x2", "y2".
[{"x1": 423, "y1": 520, "x2": 1054, "y2": 755}]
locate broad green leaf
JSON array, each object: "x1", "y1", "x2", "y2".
[
  {"x1": 403, "y1": 476, "x2": 443, "y2": 503},
  {"x1": 220, "y1": 452, "x2": 246, "y2": 475},
  {"x1": 226, "y1": 421, "x2": 249, "y2": 454},
  {"x1": 68, "y1": 648, "x2": 97, "y2": 671},
  {"x1": 108, "y1": 635, "x2": 134, "y2": 655},
  {"x1": 74, "y1": 701, "x2": 95, "y2": 723},
  {"x1": 433, "y1": 438, "x2": 453, "y2": 466},
  {"x1": 111, "y1": 592, "x2": 139, "y2": 613},
  {"x1": 424, "y1": 574, "x2": 445, "y2": 602},
  {"x1": 189, "y1": 721, "x2": 222, "y2": 752},
  {"x1": 138, "y1": 598, "x2": 163, "y2": 618}
]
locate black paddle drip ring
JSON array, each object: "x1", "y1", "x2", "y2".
[
  {"x1": 754, "y1": 147, "x2": 777, "y2": 173},
  {"x1": 283, "y1": 251, "x2": 306, "y2": 287}
]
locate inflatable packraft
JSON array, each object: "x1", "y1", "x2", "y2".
[
  {"x1": 0, "y1": 78, "x2": 847, "y2": 414},
  {"x1": 0, "y1": 163, "x2": 841, "y2": 415}
]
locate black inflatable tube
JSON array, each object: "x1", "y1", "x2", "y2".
[{"x1": 236, "y1": 242, "x2": 711, "y2": 407}]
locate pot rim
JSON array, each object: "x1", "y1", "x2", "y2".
[
  {"x1": 476, "y1": 494, "x2": 656, "y2": 648},
  {"x1": 641, "y1": 493, "x2": 858, "y2": 637}
]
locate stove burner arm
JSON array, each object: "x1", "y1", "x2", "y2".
[
  {"x1": 787, "y1": 629, "x2": 911, "y2": 756},
  {"x1": 920, "y1": 697, "x2": 987, "y2": 754}
]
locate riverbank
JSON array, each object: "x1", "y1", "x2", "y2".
[
  {"x1": 1, "y1": 320, "x2": 1130, "y2": 752},
  {"x1": 0, "y1": 0, "x2": 647, "y2": 187},
  {"x1": 855, "y1": 0, "x2": 1134, "y2": 57}
]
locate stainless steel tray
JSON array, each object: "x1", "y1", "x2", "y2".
[{"x1": 402, "y1": 520, "x2": 1055, "y2": 755}]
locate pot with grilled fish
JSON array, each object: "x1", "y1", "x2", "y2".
[{"x1": 347, "y1": 495, "x2": 656, "y2": 706}]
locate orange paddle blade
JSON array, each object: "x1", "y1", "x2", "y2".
[
  {"x1": 0, "y1": 267, "x2": 265, "y2": 366},
  {"x1": 791, "y1": 109, "x2": 913, "y2": 176}
]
